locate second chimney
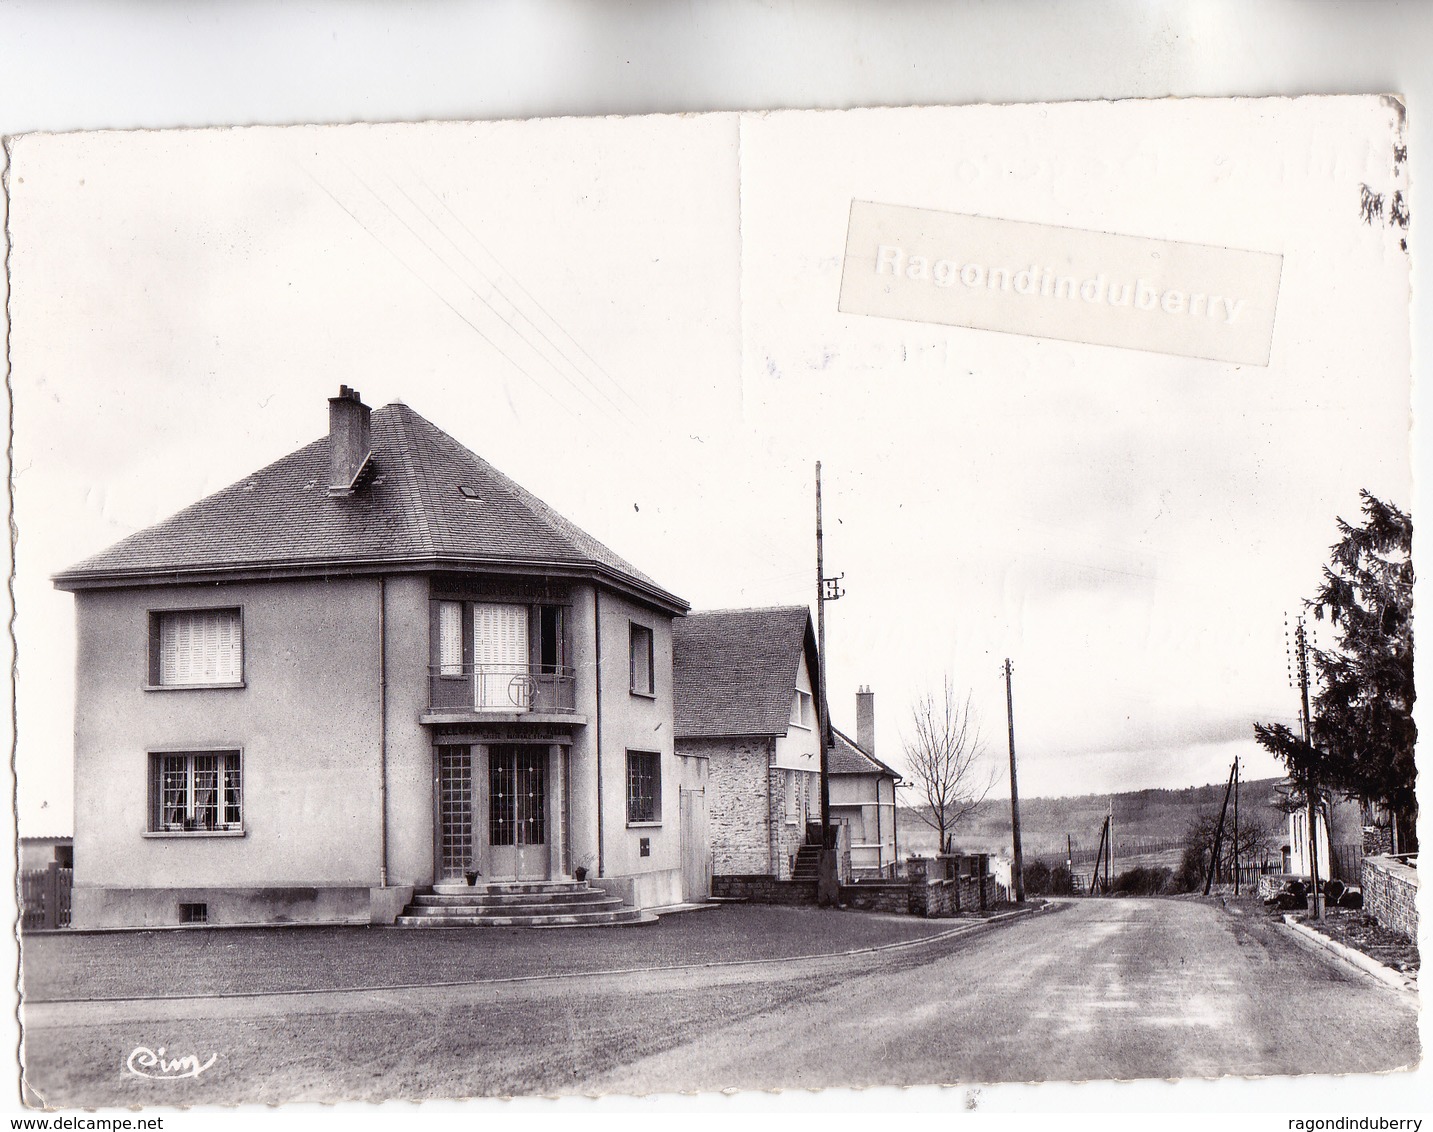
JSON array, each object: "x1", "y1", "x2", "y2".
[
  {"x1": 327, "y1": 385, "x2": 372, "y2": 495},
  {"x1": 856, "y1": 685, "x2": 875, "y2": 757}
]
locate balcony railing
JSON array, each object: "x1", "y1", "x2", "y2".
[{"x1": 428, "y1": 663, "x2": 578, "y2": 715}]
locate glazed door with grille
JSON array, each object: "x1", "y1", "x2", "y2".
[
  {"x1": 487, "y1": 745, "x2": 549, "y2": 879},
  {"x1": 437, "y1": 745, "x2": 474, "y2": 881}
]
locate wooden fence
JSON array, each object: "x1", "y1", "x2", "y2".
[
  {"x1": 20, "y1": 863, "x2": 72, "y2": 930},
  {"x1": 1029, "y1": 837, "x2": 1184, "y2": 867}
]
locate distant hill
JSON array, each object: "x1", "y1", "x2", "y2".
[{"x1": 898, "y1": 776, "x2": 1290, "y2": 862}]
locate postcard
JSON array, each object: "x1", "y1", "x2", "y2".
[{"x1": 5, "y1": 95, "x2": 1417, "y2": 1107}]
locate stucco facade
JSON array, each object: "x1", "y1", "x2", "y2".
[
  {"x1": 59, "y1": 394, "x2": 690, "y2": 928},
  {"x1": 831, "y1": 771, "x2": 899, "y2": 877},
  {"x1": 68, "y1": 570, "x2": 685, "y2": 927}
]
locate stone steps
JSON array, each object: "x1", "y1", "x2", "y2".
[
  {"x1": 397, "y1": 879, "x2": 652, "y2": 929},
  {"x1": 431, "y1": 880, "x2": 587, "y2": 896},
  {"x1": 413, "y1": 890, "x2": 619, "y2": 908},
  {"x1": 406, "y1": 896, "x2": 627, "y2": 916},
  {"x1": 792, "y1": 845, "x2": 822, "y2": 881},
  {"x1": 396, "y1": 906, "x2": 657, "y2": 928}
]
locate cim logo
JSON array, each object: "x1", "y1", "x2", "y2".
[{"x1": 126, "y1": 1046, "x2": 217, "y2": 1081}]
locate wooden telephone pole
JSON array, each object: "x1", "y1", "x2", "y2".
[
  {"x1": 1294, "y1": 616, "x2": 1323, "y2": 920},
  {"x1": 814, "y1": 463, "x2": 844, "y2": 903},
  {"x1": 1004, "y1": 658, "x2": 1025, "y2": 902}
]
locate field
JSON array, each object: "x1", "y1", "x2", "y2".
[{"x1": 898, "y1": 775, "x2": 1288, "y2": 864}]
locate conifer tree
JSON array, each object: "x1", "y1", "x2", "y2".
[{"x1": 1254, "y1": 492, "x2": 1416, "y2": 850}]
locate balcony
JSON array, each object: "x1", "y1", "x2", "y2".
[{"x1": 425, "y1": 663, "x2": 581, "y2": 724}]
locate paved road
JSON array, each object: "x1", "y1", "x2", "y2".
[
  {"x1": 590, "y1": 898, "x2": 1419, "y2": 1093},
  {"x1": 20, "y1": 899, "x2": 1418, "y2": 1105}
]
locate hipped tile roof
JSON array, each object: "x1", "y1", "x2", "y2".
[
  {"x1": 54, "y1": 401, "x2": 685, "y2": 611},
  {"x1": 673, "y1": 606, "x2": 815, "y2": 738}
]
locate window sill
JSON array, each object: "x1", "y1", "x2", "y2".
[
  {"x1": 143, "y1": 830, "x2": 246, "y2": 839},
  {"x1": 143, "y1": 682, "x2": 246, "y2": 692},
  {"x1": 629, "y1": 689, "x2": 657, "y2": 700},
  {"x1": 626, "y1": 821, "x2": 663, "y2": 829}
]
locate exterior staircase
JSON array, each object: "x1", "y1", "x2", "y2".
[
  {"x1": 791, "y1": 844, "x2": 822, "y2": 882},
  {"x1": 395, "y1": 880, "x2": 657, "y2": 928}
]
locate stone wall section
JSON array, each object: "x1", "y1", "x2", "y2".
[
  {"x1": 710, "y1": 875, "x2": 818, "y2": 904},
  {"x1": 1361, "y1": 854, "x2": 1418, "y2": 940},
  {"x1": 838, "y1": 882, "x2": 909, "y2": 914},
  {"x1": 680, "y1": 737, "x2": 774, "y2": 876}
]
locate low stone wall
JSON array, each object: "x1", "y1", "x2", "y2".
[
  {"x1": 717, "y1": 857, "x2": 1005, "y2": 918},
  {"x1": 1361, "y1": 855, "x2": 1418, "y2": 940},
  {"x1": 839, "y1": 882, "x2": 910, "y2": 915},
  {"x1": 957, "y1": 872, "x2": 987, "y2": 912},
  {"x1": 906, "y1": 856, "x2": 996, "y2": 917},
  {"x1": 712, "y1": 874, "x2": 818, "y2": 905},
  {"x1": 1257, "y1": 873, "x2": 1294, "y2": 901},
  {"x1": 913, "y1": 878, "x2": 959, "y2": 917}
]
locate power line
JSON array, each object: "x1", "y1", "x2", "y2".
[
  {"x1": 417, "y1": 178, "x2": 645, "y2": 417},
  {"x1": 301, "y1": 166, "x2": 573, "y2": 420},
  {"x1": 335, "y1": 161, "x2": 614, "y2": 420},
  {"x1": 380, "y1": 173, "x2": 637, "y2": 425}
]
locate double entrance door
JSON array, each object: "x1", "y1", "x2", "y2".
[{"x1": 438, "y1": 743, "x2": 564, "y2": 881}]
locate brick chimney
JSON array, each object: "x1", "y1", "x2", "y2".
[
  {"x1": 856, "y1": 685, "x2": 875, "y2": 756},
  {"x1": 327, "y1": 385, "x2": 372, "y2": 496}
]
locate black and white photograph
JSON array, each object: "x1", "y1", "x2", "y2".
[{"x1": 2, "y1": 4, "x2": 1428, "y2": 1125}]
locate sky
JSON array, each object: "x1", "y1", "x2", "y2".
[{"x1": 7, "y1": 96, "x2": 1412, "y2": 835}]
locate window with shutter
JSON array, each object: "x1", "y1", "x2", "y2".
[
  {"x1": 151, "y1": 609, "x2": 243, "y2": 687},
  {"x1": 472, "y1": 603, "x2": 530, "y2": 709},
  {"x1": 438, "y1": 601, "x2": 464, "y2": 676}
]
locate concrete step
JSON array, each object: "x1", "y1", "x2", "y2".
[
  {"x1": 413, "y1": 890, "x2": 619, "y2": 908},
  {"x1": 432, "y1": 880, "x2": 587, "y2": 896},
  {"x1": 397, "y1": 880, "x2": 652, "y2": 929},
  {"x1": 404, "y1": 897, "x2": 627, "y2": 917},
  {"x1": 395, "y1": 907, "x2": 657, "y2": 928}
]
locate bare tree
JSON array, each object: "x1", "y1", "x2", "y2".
[{"x1": 903, "y1": 678, "x2": 998, "y2": 853}]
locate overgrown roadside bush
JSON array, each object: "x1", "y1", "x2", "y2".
[
  {"x1": 1022, "y1": 860, "x2": 1077, "y2": 896},
  {"x1": 1110, "y1": 866, "x2": 1176, "y2": 895}
]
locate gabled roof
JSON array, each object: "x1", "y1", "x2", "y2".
[
  {"x1": 829, "y1": 726, "x2": 901, "y2": 782},
  {"x1": 53, "y1": 402, "x2": 686, "y2": 613},
  {"x1": 673, "y1": 606, "x2": 818, "y2": 738}
]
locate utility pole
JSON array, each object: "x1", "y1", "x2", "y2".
[
  {"x1": 1004, "y1": 658, "x2": 1025, "y2": 902},
  {"x1": 1233, "y1": 756, "x2": 1240, "y2": 896},
  {"x1": 1294, "y1": 616, "x2": 1322, "y2": 920},
  {"x1": 1203, "y1": 759, "x2": 1237, "y2": 896},
  {"x1": 815, "y1": 462, "x2": 830, "y2": 841},
  {"x1": 814, "y1": 463, "x2": 844, "y2": 904},
  {"x1": 1107, "y1": 797, "x2": 1114, "y2": 889}
]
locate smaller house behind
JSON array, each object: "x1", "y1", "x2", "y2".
[
  {"x1": 673, "y1": 607, "x2": 822, "y2": 882},
  {"x1": 828, "y1": 687, "x2": 901, "y2": 879}
]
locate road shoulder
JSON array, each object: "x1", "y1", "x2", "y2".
[{"x1": 1281, "y1": 913, "x2": 1419, "y2": 1001}]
